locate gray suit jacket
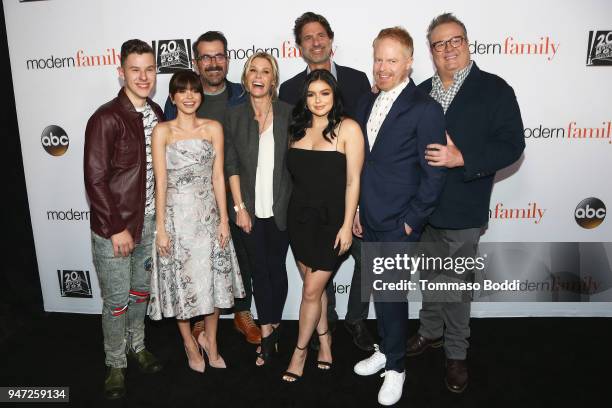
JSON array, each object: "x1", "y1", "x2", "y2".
[{"x1": 224, "y1": 99, "x2": 293, "y2": 231}]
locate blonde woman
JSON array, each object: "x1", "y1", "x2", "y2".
[{"x1": 224, "y1": 52, "x2": 293, "y2": 366}]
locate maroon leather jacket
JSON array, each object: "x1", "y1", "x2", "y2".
[{"x1": 84, "y1": 88, "x2": 163, "y2": 242}]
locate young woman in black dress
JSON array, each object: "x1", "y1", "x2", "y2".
[{"x1": 282, "y1": 69, "x2": 364, "y2": 382}]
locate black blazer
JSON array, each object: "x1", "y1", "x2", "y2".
[
  {"x1": 224, "y1": 99, "x2": 293, "y2": 231},
  {"x1": 279, "y1": 63, "x2": 371, "y2": 118},
  {"x1": 418, "y1": 62, "x2": 525, "y2": 229},
  {"x1": 356, "y1": 81, "x2": 447, "y2": 233}
]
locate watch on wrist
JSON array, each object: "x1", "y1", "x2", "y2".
[{"x1": 233, "y1": 202, "x2": 246, "y2": 213}]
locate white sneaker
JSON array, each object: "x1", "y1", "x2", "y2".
[
  {"x1": 378, "y1": 370, "x2": 406, "y2": 406},
  {"x1": 354, "y1": 345, "x2": 386, "y2": 376}
]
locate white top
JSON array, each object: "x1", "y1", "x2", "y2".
[
  {"x1": 367, "y1": 79, "x2": 410, "y2": 149},
  {"x1": 136, "y1": 103, "x2": 158, "y2": 216},
  {"x1": 255, "y1": 123, "x2": 275, "y2": 218}
]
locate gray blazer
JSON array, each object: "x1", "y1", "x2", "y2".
[{"x1": 224, "y1": 99, "x2": 293, "y2": 231}]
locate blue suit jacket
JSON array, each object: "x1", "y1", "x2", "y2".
[{"x1": 357, "y1": 80, "x2": 447, "y2": 233}]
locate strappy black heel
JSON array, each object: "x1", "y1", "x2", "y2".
[
  {"x1": 316, "y1": 329, "x2": 333, "y2": 370},
  {"x1": 282, "y1": 344, "x2": 307, "y2": 383},
  {"x1": 257, "y1": 326, "x2": 279, "y2": 366}
]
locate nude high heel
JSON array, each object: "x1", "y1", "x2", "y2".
[
  {"x1": 184, "y1": 336, "x2": 205, "y2": 373},
  {"x1": 198, "y1": 335, "x2": 226, "y2": 369}
]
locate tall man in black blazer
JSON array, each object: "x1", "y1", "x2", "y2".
[
  {"x1": 279, "y1": 11, "x2": 375, "y2": 352},
  {"x1": 407, "y1": 13, "x2": 525, "y2": 394},
  {"x1": 352, "y1": 27, "x2": 446, "y2": 406}
]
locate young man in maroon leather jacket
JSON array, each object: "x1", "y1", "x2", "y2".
[{"x1": 84, "y1": 39, "x2": 164, "y2": 400}]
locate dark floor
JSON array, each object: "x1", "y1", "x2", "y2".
[{"x1": 0, "y1": 314, "x2": 609, "y2": 408}]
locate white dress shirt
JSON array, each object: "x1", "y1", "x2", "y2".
[{"x1": 366, "y1": 79, "x2": 410, "y2": 149}]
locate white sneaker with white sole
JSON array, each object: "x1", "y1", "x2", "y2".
[
  {"x1": 378, "y1": 370, "x2": 406, "y2": 406},
  {"x1": 353, "y1": 344, "x2": 386, "y2": 376}
]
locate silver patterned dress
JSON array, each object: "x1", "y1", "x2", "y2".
[{"x1": 149, "y1": 138, "x2": 245, "y2": 320}]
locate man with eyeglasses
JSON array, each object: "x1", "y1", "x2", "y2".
[
  {"x1": 279, "y1": 11, "x2": 375, "y2": 354},
  {"x1": 408, "y1": 13, "x2": 525, "y2": 393},
  {"x1": 163, "y1": 31, "x2": 258, "y2": 347},
  {"x1": 163, "y1": 31, "x2": 244, "y2": 123}
]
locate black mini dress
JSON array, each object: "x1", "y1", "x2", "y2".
[{"x1": 286, "y1": 147, "x2": 346, "y2": 272}]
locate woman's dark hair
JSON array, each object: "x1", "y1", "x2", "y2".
[
  {"x1": 169, "y1": 70, "x2": 203, "y2": 97},
  {"x1": 289, "y1": 69, "x2": 344, "y2": 144}
]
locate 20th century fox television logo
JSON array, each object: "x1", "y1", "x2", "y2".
[
  {"x1": 57, "y1": 270, "x2": 93, "y2": 298},
  {"x1": 586, "y1": 30, "x2": 612, "y2": 66},
  {"x1": 152, "y1": 39, "x2": 192, "y2": 74}
]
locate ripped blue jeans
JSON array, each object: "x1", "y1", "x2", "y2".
[{"x1": 91, "y1": 215, "x2": 154, "y2": 368}]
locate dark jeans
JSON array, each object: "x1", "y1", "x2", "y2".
[
  {"x1": 230, "y1": 220, "x2": 252, "y2": 313},
  {"x1": 241, "y1": 217, "x2": 289, "y2": 325},
  {"x1": 364, "y1": 223, "x2": 420, "y2": 372}
]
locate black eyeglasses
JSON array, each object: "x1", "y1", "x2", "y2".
[
  {"x1": 194, "y1": 54, "x2": 227, "y2": 63},
  {"x1": 430, "y1": 36, "x2": 465, "y2": 53}
]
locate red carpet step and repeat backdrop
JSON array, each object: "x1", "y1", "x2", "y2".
[{"x1": 5, "y1": 0, "x2": 612, "y2": 317}]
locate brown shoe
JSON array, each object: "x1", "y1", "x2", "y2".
[
  {"x1": 234, "y1": 311, "x2": 261, "y2": 344},
  {"x1": 445, "y1": 358, "x2": 468, "y2": 393},
  {"x1": 406, "y1": 334, "x2": 443, "y2": 356},
  {"x1": 191, "y1": 320, "x2": 206, "y2": 344}
]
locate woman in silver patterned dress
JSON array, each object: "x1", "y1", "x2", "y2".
[{"x1": 149, "y1": 71, "x2": 245, "y2": 373}]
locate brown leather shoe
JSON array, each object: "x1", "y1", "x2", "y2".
[
  {"x1": 234, "y1": 311, "x2": 261, "y2": 344},
  {"x1": 445, "y1": 358, "x2": 468, "y2": 393},
  {"x1": 406, "y1": 334, "x2": 443, "y2": 356},
  {"x1": 191, "y1": 320, "x2": 206, "y2": 343}
]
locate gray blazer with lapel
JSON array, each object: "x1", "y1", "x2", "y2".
[{"x1": 224, "y1": 99, "x2": 293, "y2": 231}]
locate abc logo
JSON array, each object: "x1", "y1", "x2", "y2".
[
  {"x1": 41, "y1": 125, "x2": 69, "y2": 156},
  {"x1": 574, "y1": 197, "x2": 606, "y2": 229}
]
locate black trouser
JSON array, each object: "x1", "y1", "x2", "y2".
[
  {"x1": 230, "y1": 220, "x2": 253, "y2": 313},
  {"x1": 344, "y1": 237, "x2": 370, "y2": 322},
  {"x1": 364, "y1": 224, "x2": 420, "y2": 372},
  {"x1": 241, "y1": 217, "x2": 289, "y2": 325},
  {"x1": 324, "y1": 276, "x2": 338, "y2": 323}
]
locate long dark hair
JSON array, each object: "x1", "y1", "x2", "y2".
[{"x1": 289, "y1": 69, "x2": 345, "y2": 144}]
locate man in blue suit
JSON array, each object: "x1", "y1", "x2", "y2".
[
  {"x1": 407, "y1": 13, "x2": 525, "y2": 394},
  {"x1": 352, "y1": 27, "x2": 446, "y2": 406}
]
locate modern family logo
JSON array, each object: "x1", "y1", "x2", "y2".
[
  {"x1": 227, "y1": 40, "x2": 335, "y2": 61},
  {"x1": 47, "y1": 209, "x2": 90, "y2": 222},
  {"x1": 26, "y1": 48, "x2": 121, "y2": 70},
  {"x1": 489, "y1": 202, "x2": 546, "y2": 224},
  {"x1": 469, "y1": 36, "x2": 559, "y2": 61},
  {"x1": 586, "y1": 30, "x2": 612, "y2": 66},
  {"x1": 524, "y1": 121, "x2": 612, "y2": 144}
]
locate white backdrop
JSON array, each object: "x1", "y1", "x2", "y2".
[{"x1": 5, "y1": 0, "x2": 612, "y2": 317}]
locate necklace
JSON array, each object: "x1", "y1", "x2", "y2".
[{"x1": 253, "y1": 99, "x2": 272, "y2": 135}]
